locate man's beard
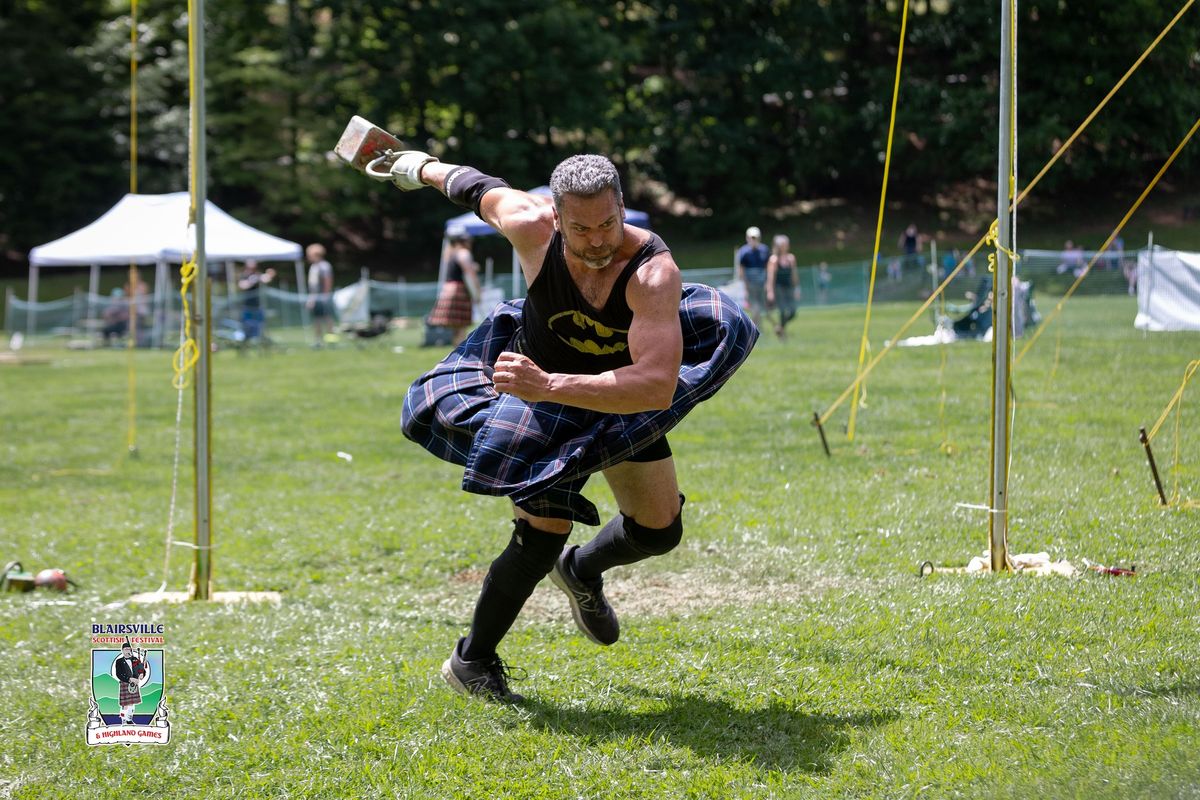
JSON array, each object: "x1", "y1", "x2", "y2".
[{"x1": 566, "y1": 239, "x2": 624, "y2": 271}]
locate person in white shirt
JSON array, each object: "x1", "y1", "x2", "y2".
[{"x1": 306, "y1": 243, "x2": 335, "y2": 344}]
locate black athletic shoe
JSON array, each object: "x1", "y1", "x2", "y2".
[
  {"x1": 441, "y1": 639, "x2": 525, "y2": 704},
  {"x1": 550, "y1": 545, "x2": 620, "y2": 645}
]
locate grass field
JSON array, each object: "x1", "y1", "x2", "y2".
[{"x1": 0, "y1": 295, "x2": 1197, "y2": 799}]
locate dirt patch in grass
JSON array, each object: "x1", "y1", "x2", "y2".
[{"x1": 436, "y1": 566, "x2": 857, "y2": 624}]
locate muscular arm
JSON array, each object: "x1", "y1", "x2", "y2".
[
  {"x1": 418, "y1": 162, "x2": 553, "y2": 283},
  {"x1": 491, "y1": 254, "x2": 684, "y2": 414}
]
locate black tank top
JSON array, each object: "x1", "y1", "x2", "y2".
[
  {"x1": 519, "y1": 230, "x2": 670, "y2": 375},
  {"x1": 446, "y1": 250, "x2": 465, "y2": 283}
]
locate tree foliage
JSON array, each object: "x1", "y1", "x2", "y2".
[
  {"x1": 0, "y1": 0, "x2": 122, "y2": 256},
  {"x1": 1, "y1": 0, "x2": 1196, "y2": 274}
]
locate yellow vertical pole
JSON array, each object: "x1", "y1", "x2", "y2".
[{"x1": 126, "y1": 0, "x2": 140, "y2": 455}]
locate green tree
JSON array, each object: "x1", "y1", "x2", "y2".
[
  {"x1": 0, "y1": 0, "x2": 122, "y2": 260},
  {"x1": 620, "y1": 0, "x2": 846, "y2": 222}
]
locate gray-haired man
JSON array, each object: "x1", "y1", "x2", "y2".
[{"x1": 378, "y1": 151, "x2": 756, "y2": 702}]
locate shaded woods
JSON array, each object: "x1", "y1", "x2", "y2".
[{"x1": 1, "y1": 0, "x2": 1196, "y2": 275}]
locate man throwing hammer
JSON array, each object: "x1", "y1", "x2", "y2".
[{"x1": 371, "y1": 150, "x2": 757, "y2": 703}]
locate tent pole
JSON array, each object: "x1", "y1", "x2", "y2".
[
  {"x1": 150, "y1": 260, "x2": 161, "y2": 347},
  {"x1": 1141, "y1": 231, "x2": 1154, "y2": 323},
  {"x1": 73, "y1": 288, "x2": 83, "y2": 335},
  {"x1": 189, "y1": 0, "x2": 214, "y2": 601},
  {"x1": 160, "y1": 260, "x2": 170, "y2": 347},
  {"x1": 89, "y1": 264, "x2": 101, "y2": 325},
  {"x1": 226, "y1": 261, "x2": 237, "y2": 311},
  {"x1": 296, "y1": 259, "x2": 309, "y2": 335},
  {"x1": 27, "y1": 266, "x2": 38, "y2": 336}
]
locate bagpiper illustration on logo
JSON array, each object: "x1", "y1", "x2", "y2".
[{"x1": 87, "y1": 634, "x2": 170, "y2": 746}]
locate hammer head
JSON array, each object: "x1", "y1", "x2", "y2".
[{"x1": 335, "y1": 116, "x2": 404, "y2": 172}]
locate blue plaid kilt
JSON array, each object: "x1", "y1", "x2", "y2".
[{"x1": 401, "y1": 283, "x2": 759, "y2": 524}]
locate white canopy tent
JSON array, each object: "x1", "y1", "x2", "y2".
[
  {"x1": 1135, "y1": 246, "x2": 1200, "y2": 331},
  {"x1": 27, "y1": 192, "x2": 303, "y2": 339}
]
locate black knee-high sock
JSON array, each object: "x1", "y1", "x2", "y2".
[
  {"x1": 461, "y1": 520, "x2": 567, "y2": 661},
  {"x1": 571, "y1": 499, "x2": 685, "y2": 581}
]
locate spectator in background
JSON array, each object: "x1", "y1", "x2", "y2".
[
  {"x1": 898, "y1": 223, "x2": 923, "y2": 276},
  {"x1": 1123, "y1": 242, "x2": 1139, "y2": 296},
  {"x1": 1104, "y1": 235, "x2": 1125, "y2": 271},
  {"x1": 428, "y1": 226, "x2": 481, "y2": 345},
  {"x1": 766, "y1": 234, "x2": 800, "y2": 340},
  {"x1": 237, "y1": 259, "x2": 276, "y2": 342},
  {"x1": 306, "y1": 243, "x2": 335, "y2": 345},
  {"x1": 886, "y1": 256, "x2": 903, "y2": 282},
  {"x1": 1056, "y1": 240, "x2": 1086, "y2": 277},
  {"x1": 123, "y1": 268, "x2": 151, "y2": 347},
  {"x1": 816, "y1": 262, "x2": 832, "y2": 304},
  {"x1": 101, "y1": 288, "x2": 129, "y2": 346},
  {"x1": 735, "y1": 226, "x2": 770, "y2": 329},
  {"x1": 941, "y1": 249, "x2": 959, "y2": 281}
]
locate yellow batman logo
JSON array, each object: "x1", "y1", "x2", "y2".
[{"x1": 548, "y1": 310, "x2": 630, "y2": 356}]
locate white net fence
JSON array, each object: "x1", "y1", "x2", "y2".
[{"x1": 3, "y1": 246, "x2": 1151, "y2": 346}]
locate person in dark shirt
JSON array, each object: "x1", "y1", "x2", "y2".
[
  {"x1": 237, "y1": 260, "x2": 276, "y2": 342},
  {"x1": 370, "y1": 150, "x2": 756, "y2": 703},
  {"x1": 735, "y1": 226, "x2": 770, "y2": 328},
  {"x1": 899, "y1": 222, "x2": 922, "y2": 277}
]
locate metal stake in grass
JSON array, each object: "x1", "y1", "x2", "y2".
[
  {"x1": 1138, "y1": 426, "x2": 1168, "y2": 506},
  {"x1": 812, "y1": 411, "x2": 830, "y2": 457}
]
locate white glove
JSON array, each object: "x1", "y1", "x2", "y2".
[{"x1": 388, "y1": 150, "x2": 439, "y2": 191}]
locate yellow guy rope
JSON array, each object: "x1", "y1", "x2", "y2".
[
  {"x1": 816, "y1": 0, "x2": 1195, "y2": 429},
  {"x1": 1015, "y1": 115, "x2": 1200, "y2": 366},
  {"x1": 848, "y1": 0, "x2": 911, "y2": 441},
  {"x1": 173, "y1": 0, "x2": 201, "y2": 390},
  {"x1": 818, "y1": 239, "x2": 984, "y2": 427},
  {"x1": 1146, "y1": 360, "x2": 1199, "y2": 507},
  {"x1": 173, "y1": 261, "x2": 199, "y2": 388}
]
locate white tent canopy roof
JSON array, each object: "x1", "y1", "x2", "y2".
[{"x1": 29, "y1": 192, "x2": 302, "y2": 266}]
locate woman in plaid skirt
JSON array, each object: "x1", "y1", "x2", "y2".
[{"x1": 427, "y1": 227, "x2": 481, "y2": 344}]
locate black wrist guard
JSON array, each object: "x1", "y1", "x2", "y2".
[{"x1": 444, "y1": 166, "x2": 510, "y2": 215}]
